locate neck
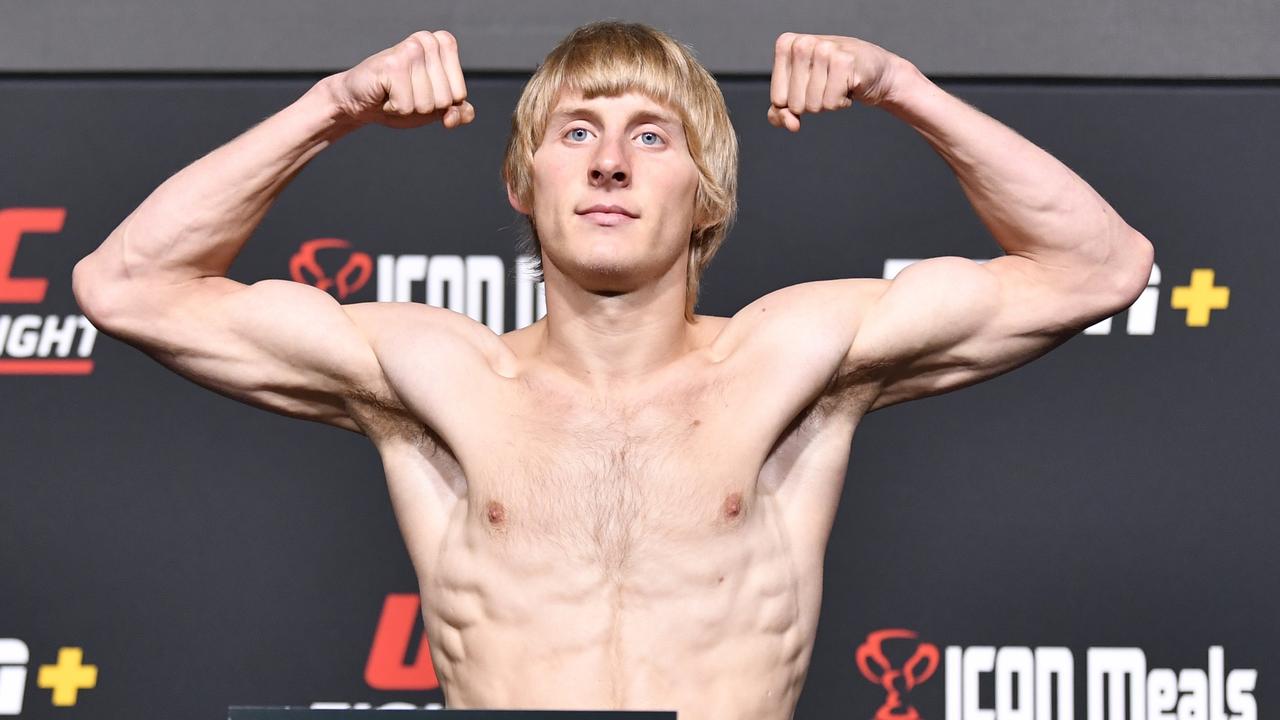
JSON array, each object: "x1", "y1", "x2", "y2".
[{"x1": 533, "y1": 261, "x2": 697, "y2": 387}]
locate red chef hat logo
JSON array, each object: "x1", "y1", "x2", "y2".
[
  {"x1": 856, "y1": 628, "x2": 939, "y2": 720},
  {"x1": 290, "y1": 238, "x2": 371, "y2": 299}
]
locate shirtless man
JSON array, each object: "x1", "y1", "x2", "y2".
[{"x1": 71, "y1": 21, "x2": 1154, "y2": 720}]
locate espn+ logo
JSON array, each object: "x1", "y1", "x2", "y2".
[
  {"x1": 0, "y1": 640, "x2": 25, "y2": 715},
  {"x1": 857, "y1": 629, "x2": 1258, "y2": 720}
]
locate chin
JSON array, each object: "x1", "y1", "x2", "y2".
[{"x1": 548, "y1": 252, "x2": 641, "y2": 292}]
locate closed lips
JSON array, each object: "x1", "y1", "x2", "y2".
[{"x1": 578, "y1": 205, "x2": 637, "y2": 217}]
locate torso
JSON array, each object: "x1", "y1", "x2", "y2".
[{"x1": 348, "y1": 298, "x2": 880, "y2": 720}]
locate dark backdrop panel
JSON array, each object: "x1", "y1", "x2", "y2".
[
  {"x1": 2, "y1": 1, "x2": 1279, "y2": 77},
  {"x1": 0, "y1": 75, "x2": 1275, "y2": 719}
]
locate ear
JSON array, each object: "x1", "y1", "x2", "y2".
[{"x1": 506, "y1": 183, "x2": 530, "y2": 215}]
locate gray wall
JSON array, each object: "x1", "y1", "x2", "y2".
[{"x1": 2, "y1": 0, "x2": 1278, "y2": 77}]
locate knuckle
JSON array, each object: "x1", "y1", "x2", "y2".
[
  {"x1": 377, "y1": 55, "x2": 401, "y2": 74},
  {"x1": 793, "y1": 35, "x2": 816, "y2": 53},
  {"x1": 434, "y1": 30, "x2": 457, "y2": 49},
  {"x1": 390, "y1": 44, "x2": 416, "y2": 66},
  {"x1": 813, "y1": 40, "x2": 834, "y2": 60},
  {"x1": 775, "y1": 32, "x2": 795, "y2": 52}
]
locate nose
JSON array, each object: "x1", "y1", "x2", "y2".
[{"x1": 589, "y1": 136, "x2": 630, "y2": 187}]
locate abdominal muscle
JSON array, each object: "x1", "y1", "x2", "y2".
[
  {"x1": 362, "y1": 350, "x2": 860, "y2": 720},
  {"x1": 418, "y1": 485, "x2": 822, "y2": 720}
]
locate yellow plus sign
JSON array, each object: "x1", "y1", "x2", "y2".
[
  {"x1": 1171, "y1": 268, "x2": 1230, "y2": 327},
  {"x1": 37, "y1": 647, "x2": 97, "y2": 706}
]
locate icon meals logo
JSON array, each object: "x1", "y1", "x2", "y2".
[
  {"x1": 857, "y1": 628, "x2": 939, "y2": 720},
  {"x1": 290, "y1": 238, "x2": 373, "y2": 300},
  {"x1": 857, "y1": 629, "x2": 1259, "y2": 720}
]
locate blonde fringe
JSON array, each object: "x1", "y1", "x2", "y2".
[{"x1": 502, "y1": 21, "x2": 739, "y2": 321}]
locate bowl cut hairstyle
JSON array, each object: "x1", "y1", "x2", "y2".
[{"x1": 502, "y1": 20, "x2": 739, "y2": 320}]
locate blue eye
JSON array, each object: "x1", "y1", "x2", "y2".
[
  {"x1": 639, "y1": 131, "x2": 663, "y2": 146},
  {"x1": 567, "y1": 128, "x2": 591, "y2": 141}
]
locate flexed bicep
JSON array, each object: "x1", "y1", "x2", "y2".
[
  {"x1": 848, "y1": 255, "x2": 1127, "y2": 412},
  {"x1": 81, "y1": 275, "x2": 398, "y2": 433}
]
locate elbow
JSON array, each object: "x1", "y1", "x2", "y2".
[
  {"x1": 72, "y1": 256, "x2": 126, "y2": 330},
  {"x1": 1106, "y1": 229, "x2": 1156, "y2": 310}
]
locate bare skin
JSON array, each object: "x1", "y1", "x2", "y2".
[
  {"x1": 349, "y1": 298, "x2": 876, "y2": 718},
  {"x1": 72, "y1": 27, "x2": 1154, "y2": 720}
]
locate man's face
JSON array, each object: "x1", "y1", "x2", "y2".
[{"x1": 516, "y1": 90, "x2": 701, "y2": 293}]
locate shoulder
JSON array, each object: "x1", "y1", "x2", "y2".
[
  {"x1": 344, "y1": 300, "x2": 515, "y2": 372},
  {"x1": 710, "y1": 278, "x2": 888, "y2": 370},
  {"x1": 705, "y1": 279, "x2": 890, "y2": 416},
  {"x1": 339, "y1": 300, "x2": 515, "y2": 430}
]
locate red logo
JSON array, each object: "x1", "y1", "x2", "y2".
[
  {"x1": 0, "y1": 207, "x2": 94, "y2": 376},
  {"x1": 365, "y1": 594, "x2": 438, "y2": 691},
  {"x1": 289, "y1": 238, "x2": 372, "y2": 299},
  {"x1": 856, "y1": 628, "x2": 939, "y2": 720}
]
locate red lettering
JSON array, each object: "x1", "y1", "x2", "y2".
[
  {"x1": 0, "y1": 208, "x2": 65, "y2": 303},
  {"x1": 364, "y1": 593, "x2": 438, "y2": 690}
]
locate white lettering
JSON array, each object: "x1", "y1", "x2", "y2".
[
  {"x1": 964, "y1": 646, "x2": 996, "y2": 720},
  {"x1": 310, "y1": 702, "x2": 444, "y2": 710},
  {"x1": 390, "y1": 254, "x2": 427, "y2": 302},
  {"x1": 38, "y1": 314, "x2": 78, "y2": 357},
  {"x1": 1209, "y1": 646, "x2": 1224, "y2": 720},
  {"x1": 1035, "y1": 647, "x2": 1073, "y2": 720},
  {"x1": 1178, "y1": 668, "x2": 1209, "y2": 720},
  {"x1": 426, "y1": 255, "x2": 465, "y2": 312},
  {"x1": 944, "y1": 644, "x2": 1255, "y2": 720},
  {"x1": 464, "y1": 256, "x2": 504, "y2": 333},
  {"x1": 996, "y1": 647, "x2": 1034, "y2": 720},
  {"x1": 2, "y1": 315, "x2": 41, "y2": 357},
  {"x1": 77, "y1": 316, "x2": 98, "y2": 356},
  {"x1": 0, "y1": 638, "x2": 28, "y2": 716},
  {"x1": 1225, "y1": 668, "x2": 1257, "y2": 720},
  {"x1": 947, "y1": 646, "x2": 963, "y2": 720},
  {"x1": 1148, "y1": 668, "x2": 1179, "y2": 719},
  {"x1": 0, "y1": 315, "x2": 96, "y2": 358},
  {"x1": 376, "y1": 253, "x2": 546, "y2": 332},
  {"x1": 1088, "y1": 648, "x2": 1146, "y2": 720}
]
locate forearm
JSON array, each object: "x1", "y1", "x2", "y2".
[
  {"x1": 881, "y1": 62, "x2": 1151, "y2": 273},
  {"x1": 77, "y1": 75, "x2": 354, "y2": 288}
]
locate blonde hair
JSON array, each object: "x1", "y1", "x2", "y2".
[{"x1": 502, "y1": 20, "x2": 739, "y2": 320}]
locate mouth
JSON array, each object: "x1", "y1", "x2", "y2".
[{"x1": 576, "y1": 204, "x2": 638, "y2": 226}]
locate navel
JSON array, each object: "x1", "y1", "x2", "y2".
[
  {"x1": 722, "y1": 492, "x2": 743, "y2": 519},
  {"x1": 486, "y1": 500, "x2": 506, "y2": 525}
]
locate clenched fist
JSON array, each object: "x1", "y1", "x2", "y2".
[
  {"x1": 324, "y1": 30, "x2": 475, "y2": 130},
  {"x1": 767, "y1": 33, "x2": 908, "y2": 131}
]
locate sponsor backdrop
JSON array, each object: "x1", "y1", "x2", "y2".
[{"x1": 0, "y1": 74, "x2": 1276, "y2": 719}]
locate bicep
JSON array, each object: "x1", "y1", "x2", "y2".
[
  {"x1": 88, "y1": 276, "x2": 396, "y2": 433},
  {"x1": 849, "y1": 254, "x2": 1123, "y2": 412}
]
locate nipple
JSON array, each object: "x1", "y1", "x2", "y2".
[
  {"x1": 722, "y1": 492, "x2": 743, "y2": 519},
  {"x1": 486, "y1": 500, "x2": 506, "y2": 525}
]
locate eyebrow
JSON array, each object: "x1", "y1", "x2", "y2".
[{"x1": 548, "y1": 105, "x2": 683, "y2": 134}]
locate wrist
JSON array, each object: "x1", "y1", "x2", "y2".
[
  {"x1": 878, "y1": 58, "x2": 933, "y2": 115},
  {"x1": 299, "y1": 74, "x2": 362, "y2": 142}
]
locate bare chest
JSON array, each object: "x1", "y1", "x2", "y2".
[
  {"x1": 455, "y1": 376, "x2": 768, "y2": 566},
  {"x1": 365, "y1": 352, "x2": 869, "y2": 581}
]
